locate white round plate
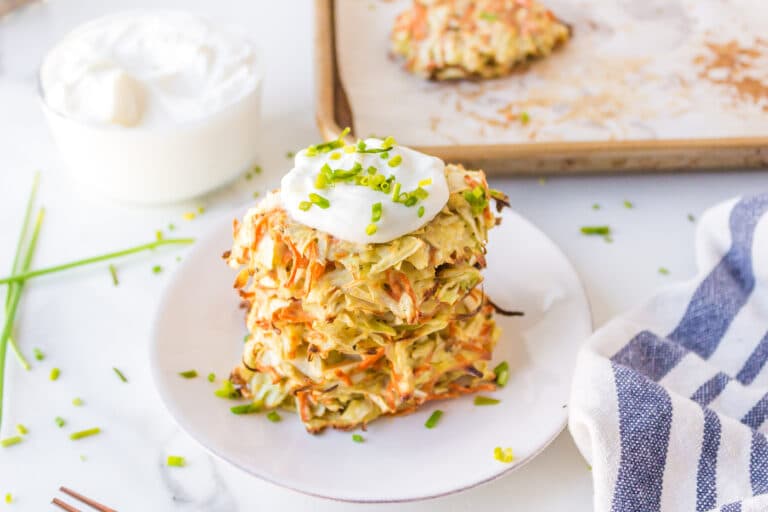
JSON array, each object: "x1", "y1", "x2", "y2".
[{"x1": 151, "y1": 207, "x2": 592, "y2": 503}]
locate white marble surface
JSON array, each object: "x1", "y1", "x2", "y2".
[{"x1": 0, "y1": 1, "x2": 766, "y2": 510}]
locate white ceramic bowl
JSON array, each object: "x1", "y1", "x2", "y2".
[{"x1": 39, "y1": 16, "x2": 262, "y2": 205}]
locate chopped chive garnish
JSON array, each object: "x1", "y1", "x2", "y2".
[
  {"x1": 55, "y1": 416, "x2": 65, "y2": 428},
  {"x1": 425, "y1": 410, "x2": 443, "y2": 429},
  {"x1": 356, "y1": 140, "x2": 367, "y2": 151},
  {"x1": 659, "y1": 267, "x2": 670, "y2": 275},
  {"x1": 418, "y1": 206, "x2": 425, "y2": 218},
  {"x1": 494, "y1": 361, "x2": 510, "y2": 387},
  {"x1": 72, "y1": 397, "x2": 83, "y2": 407},
  {"x1": 382, "y1": 136, "x2": 396, "y2": 147},
  {"x1": 493, "y1": 446, "x2": 514, "y2": 463},
  {"x1": 69, "y1": 428, "x2": 100, "y2": 441},
  {"x1": 479, "y1": 11, "x2": 498, "y2": 21},
  {"x1": 623, "y1": 200, "x2": 634, "y2": 209},
  {"x1": 178, "y1": 370, "x2": 198, "y2": 379},
  {"x1": 298, "y1": 201, "x2": 312, "y2": 211},
  {"x1": 388, "y1": 155, "x2": 402, "y2": 167},
  {"x1": 207, "y1": 373, "x2": 215, "y2": 383},
  {"x1": 688, "y1": 213, "x2": 696, "y2": 222},
  {"x1": 253, "y1": 165, "x2": 262, "y2": 174},
  {"x1": 592, "y1": 203, "x2": 600, "y2": 210},
  {"x1": 520, "y1": 111, "x2": 530, "y2": 124},
  {"x1": 580, "y1": 226, "x2": 611, "y2": 236},
  {"x1": 463, "y1": 186, "x2": 488, "y2": 214},
  {"x1": 108, "y1": 264, "x2": 119, "y2": 286},
  {"x1": 167, "y1": 455, "x2": 185, "y2": 467},
  {"x1": 1, "y1": 436, "x2": 23, "y2": 448},
  {"x1": 357, "y1": 146, "x2": 392, "y2": 154},
  {"x1": 168, "y1": 223, "x2": 176, "y2": 231},
  {"x1": 305, "y1": 146, "x2": 318, "y2": 157},
  {"x1": 344, "y1": 145, "x2": 355, "y2": 153},
  {"x1": 214, "y1": 380, "x2": 240, "y2": 399},
  {"x1": 197, "y1": 207, "x2": 205, "y2": 215},
  {"x1": 33, "y1": 348, "x2": 44, "y2": 361},
  {"x1": 80, "y1": 454, "x2": 87, "y2": 462},
  {"x1": 230, "y1": 403, "x2": 261, "y2": 415},
  {"x1": 15, "y1": 424, "x2": 27, "y2": 435},
  {"x1": 155, "y1": 230, "x2": 163, "y2": 241},
  {"x1": 113, "y1": 367, "x2": 127, "y2": 383},
  {"x1": 352, "y1": 434, "x2": 364, "y2": 443},
  {"x1": 182, "y1": 212, "x2": 196, "y2": 221},
  {"x1": 391, "y1": 182, "x2": 401, "y2": 201},
  {"x1": 371, "y1": 202, "x2": 382, "y2": 222},
  {"x1": 50, "y1": 367, "x2": 60, "y2": 381},
  {"x1": 266, "y1": 411, "x2": 282, "y2": 422},
  {"x1": 4, "y1": 493, "x2": 11, "y2": 503},
  {"x1": 379, "y1": 152, "x2": 389, "y2": 159},
  {"x1": 418, "y1": 178, "x2": 432, "y2": 187},
  {"x1": 366, "y1": 224, "x2": 378, "y2": 236},
  {"x1": 152, "y1": 265, "x2": 163, "y2": 274},
  {"x1": 474, "y1": 396, "x2": 501, "y2": 406},
  {"x1": 330, "y1": 152, "x2": 342, "y2": 160},
  {"x1": 252, "y1": 191, "x2": 260, "y2": 199},
  {"x1": 309, "y1": 193, "x2": 330, "y2": 209},
  {"x1": 286, "y1": 151, "x2": 295, "y2": 159},
  {"x1": 243, "y1": 334, "x2": 250, "y2": 343}
]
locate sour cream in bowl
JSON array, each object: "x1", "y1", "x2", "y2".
[{"x1": 39, "y1": 10, "x2": 262, "y2": 204}]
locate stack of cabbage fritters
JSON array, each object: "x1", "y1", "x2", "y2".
[{"x1": 225, "y1": 164, "x2": 505, "y2": 433}]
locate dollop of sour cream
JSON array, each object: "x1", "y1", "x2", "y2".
[
  {"x1": 40, "y1": 11, "x2": 259, "y2": 127},
  {"x1": 281, "y1": 138, "x2": 449, "y2": 244}
]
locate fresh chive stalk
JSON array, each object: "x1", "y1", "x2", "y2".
[
  {"x1": 0, "y1": 436, "x2": 23, "y2": 448},
  {"x1": 69, "y1": 427, "x2": 100, "y2": 441},
  {"x1": 178, "y1": 370, "x2": 198, "y2": 379},
  {"x1": 580, "y1": 226, "x2": 611, "y2": 236},
  {"x1": 425, "y1": 410, "x2": 443, "y2": 429},
  {"x1": 230, "y1": 403, "x2": 261, "y2": 415},
  {"x1": 474, "y1": 396, "x2": 501, "y2": 406},
  {"x1": 371, "y1": 202, "x2": 382, "y2": 222},
  {"x1": 113, "y1": 367, "x2": 128, "y2": 383},
  {"x1": 109, "y1": 264, "x2": 119, "y2": 286}
]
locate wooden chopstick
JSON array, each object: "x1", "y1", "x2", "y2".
[
  {"x1": 58, "y1": 487, "x2": 117, "y2": 512},
  {"x1": 51, "y1": 497, "x2": 82, "y2": 512}
]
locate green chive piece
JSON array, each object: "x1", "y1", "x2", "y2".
[
  {"x1": 69, "y1": 427, "x2": 100, "y2": 441},
  {"x1": 108, "y1": 264, "x2": 119, "y2": 286},
  {"x1": 382, "y1": 136, "x2": 396, "y2": 147},
  {"x1": 659, "y1": 267, "x2": 670, "y2": 275},
  {"x1": 243, "y1": 334, "x2": 250, "y2": 343},
  {"x1": 474, "y1": 396, "x2": 501, "y2": 406},
  {"x1": 305, "y1": 146, "x2": 318, "y2": 157},
  {"x1": 592, "y1": 203, "x2": 600, "y2": 210},
  {"x1": 152, "y1": 265, "x2": 163, "y2": 274},
  {"x1": 580, "y1": 226, "x2": 611, "y2": 236},
  {"x1": 418, "y1": 206, "x2": 425, "y2": 218},
  {"x1": 215, "y1": 380, "x2": 240, "y2": 399},
  {"x1": 50, "y1": 367, "x2": 60, "y2": 381},
  {"x1": 207, "y1": 373, "x2": 215, "y2": 383},
  {"x1": 155, "y1": 230, "x2": 164, "y2": 241},
  {"x1": 168, "y1": 223, "x2": 176, "y2": 231},
  {"x1": 252, "y1": 191, "x2": 260, "y2": 199},
  {"x1": 493, "y1": 446, "x2": 515, "y2": 463},
  {"x1": 412, "y1": 187, "x2": 429, "y2": 200},
  {"x1": 178, "y1": 370, "x2": 198, "y2": 379},
  {"x1": 55, "y1": 417, "x2": 65, "y2": 428},
  {"x1": 80, "y1": 454, "x2": 87, "y2": 462},
  {"x1": 520, "y1": 111, "x2": 530, "y2": 124},
  {"x1": 494, "y1": 361, "x2": 510, "y2": 387},
  {"x1": 230, "y1": 403, "x2": 261, "y2": 415},
  {"x1": 391, "y1": 182, "x2": 402, "y2": 201},
  {"x1": 167, "y1": 455, "x2": 185, "y2": 467},
  {"x1": 15, "y1": 424, "x2": 27, "y2": 435},
  {"x1": 356, "y1": 140, "x2": 367, "y2": 151},
  {"x1": 388, "y1": 155, "x2": 402, "y2": 167},
  {"x1": 371, "y1": 202, "x2": 383, "y2": 222},
  {"x1": 418, "y1": 178, "x2": 432, "y2": 187},
  {"x1": 113, "y1": 367, "x2": 127, "y2": 383},
  {"x1": 379, "y1": 152, "x2": 389, "y2": 160},
  {"x1": 425, "y1": 410, "x2": 443, "y2": 429},
  {"x1": 1, "y1": 436, "x2": 23, "y2": 448},
  {"x1": 266, "y1": 411, "x2": 282, "y2": 422},
  {"x1": 4, "y1": 493, "x2": 11, "y2": 503},
  {"x1": 72, "y1": 397, "x2": 83, "y2": 407},
  {"x1": 366, "y1": 224, "x2": 378, "y2": 236},
  {"x1": 352, "y1": 434, "x2": 364, "y2": 443},
  {"x1": 298, "y1": 201, "x2": 312, "y2": 211},
  {"x1": 309, "y1": 193, "x2": 330, "y2": 209},
  {"x1": 623, "y1": 200, "x2": 634, "y2": 209},
  {"x1": 688, "y1": 214, "x2": 696, "y2": 222},
  {"x1": 33, "y1": 348, "x2": 44, "y2": 361},
  {"x1": 286, "y1": 151, "x2": 295, "y2": 159}
]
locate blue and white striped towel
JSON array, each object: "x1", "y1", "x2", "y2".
[{"x1": 569, "y1": 194, "x2": 768, "y2": 512}]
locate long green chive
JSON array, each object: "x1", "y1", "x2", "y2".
[
  {"x1": 33, "y1": 348, "x2": 44, "y2": 361},
  {"x1": 352, "y1": 434, "x2": 364, "y2": 443},
  {"x1": 298, "y1": 201, "x2": 312, "y2": 211},
  {"x1": 388, "y1": 155, "x2": 402, "y2": 167},
  {"x1": 309, "y1": 193, "x2": 330, "y2": 209},
  {"x1": 178, "y1": 370, "x2": 198, "y2": 379},
  {"x1": 167, "y1": 455, "x2": 185, "y2": 467},
  {"x1": 1, "y1": 436, "x2": 23, "y2": 448},
  {"x1": 16, "y1": 424, "x2": 27, "y2": 435},
  {"x1": 50, "y1": 367, "x2": 60, "y2": 381},
  {"x1": 230, "y1": 403, "x2": 261, "y2": 415},
  {"x1": 366, "y1": 224, "x2": 378, "y2": 236},
  {"x1": 113, "y1": 367, "x2": 127, "y2": 383},
  {"x1": 474, "y1": 396, "x2": 501, "y2": 406},
  {"x1": 425, "y1": 410, "x2": 443, "y2": 429},
  {"x1": 417, "y1": 206, "x2": 425, "y2": 218},
  {"x1": 72, "y1": 397, "x2": 83, "y2": 407},
  {"x1": 371, "y1": 202, "x2": 383, "y2": 222},
  {"x1": 55, "y1": 416, "x2": 65, "y2": 428},
  {"x1": 0, "y1": 238, "x2": 195, "y2": 286},
  {"x1": 580, "y1": 226, "x2": 611, "y2": 236},
  {"x1": 266, "y1": 411, "x2": 282, "y2": 422},
  {"x1": 214, "y1": 380, "x2": 240, "y2": 399},
  {"x1": 69, "y1": 427, "x2": 100, "y2": 441},
  {"x1": 207, "y1": 373, "x2": 215, "y2": 383},
  {"x1": 108, "y1": 264, "x2": 119, "y2": 286}
]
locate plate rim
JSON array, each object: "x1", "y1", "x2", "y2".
[{"x1": 150, "y1": 206, "x2": 594, "y2": 503}]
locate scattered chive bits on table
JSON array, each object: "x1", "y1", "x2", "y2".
[
  {"x1": 659, "y1": 267, "x2": 670, "y2": 275},
  {"x1": 108, "y1": 263, "x2": 119, "y2": 286},
  {"x1": 72, "y1": 397, "x2": 84, "y2": 407},
  {"x1": 266, "y1": 411, "x2": 282, "y2": 423},
  {"x1": 33, "y1": 348, "x2": 44, "y2": 361},
  {"x1": 623, "y1": 200, "x2": 634, "y2": 209},
  {"x1": 230, "y1": 403, "x2": 260, "y2": 415},
  {"x1": 207, "y1": 372, "x2": 216, "y2": 383},
  {"x1": 15, "y1": 424, "x2": 27, "y2": 435},
  {"x1": 178, "y1": 370, "x2": 198, "y2": 379},
  {"x1": 55, "y1": 416, "x2": 66, "y2": 428},
  {"x1": 580, "y1": 226, "x2": 611, "y2": 236},
  {"x1": 494, "y1": 361, "x2": 510, "y2": 387},
  {"x1": 1, "y1": 436, "x2": 23, "y2": 448},
  {"x1": 493, "y1": 446, "x2": 515, "y2": 464},
  {"x1": 474, "y1": 396, "x2": 501, "y2": 406},
  {"x1": 167, "y1": 455, "x2": 185, "y2": 467},
  {"x1": 113, "y1": 367, "x2": 128, "y2": 383},
  {"x1": 425, "y1": 410, "x2": 443, "y2": 429},
  {"x1": 69, "y1": 427, "x2": 100, "y2": 441},
  {"x1": 50, "y1": 367, "x2": 60, "y2": 381},
  {"x1": 352, "y1": 434, "x2": 364, "y2": 443},
  {"x1": 4, "y1": 493, "x2": 11, "y2": 504}
]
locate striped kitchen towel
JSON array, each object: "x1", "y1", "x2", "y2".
[{"x1": 569, "y1": 194, "x2": 768, "y2": 512}]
